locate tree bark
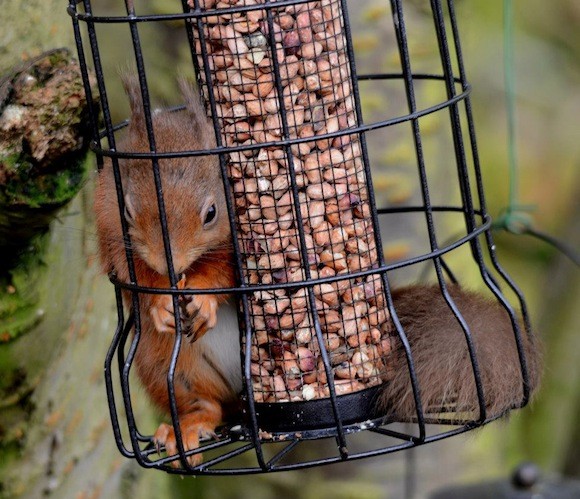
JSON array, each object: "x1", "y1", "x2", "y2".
[
  {"x1": 0, "y1": 192, "x2": 170, "y2": 498},
  {"x1": 0, "y1": 2, "x2": 173, "y2": 498}
]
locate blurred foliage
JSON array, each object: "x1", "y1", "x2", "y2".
[{"x1": 456, "y1": 0, "x2": 580, "y2": 478}]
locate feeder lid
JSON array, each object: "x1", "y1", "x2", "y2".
[{"x1": 429, "y1": 463, "x2": 580, "y2": 499}]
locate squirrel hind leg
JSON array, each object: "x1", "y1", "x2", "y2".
[{"x1": 153, "y1": 400, "x2": 222, "y2": 468}]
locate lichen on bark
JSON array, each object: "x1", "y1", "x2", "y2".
[
  {"x1": 0, "y1": 48, "x2": 98, "y2": 341},
  {"x1": 0, "y1": 48, "x2": 97, "y2": 254}
]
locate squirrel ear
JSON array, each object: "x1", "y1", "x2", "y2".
[
  {"x1": 178, "y1": 77, "x2": 216, "y2": 149},
  {"x1": 119, "y1": 70, "x2": 146, "y2": 138}
]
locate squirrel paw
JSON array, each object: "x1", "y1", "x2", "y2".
[
  {"x1": 149, "y1": 275, "x2": 188, "y2": 334},
  {"x1": 149, "y1": 296, "x2": 177, "y2": 334},
  {"x1": 182, "y1": 295, "x2": 219, "y2": 342},
  {"x1": 153, "y1": 421, "x2": 217, "y2": 468}
]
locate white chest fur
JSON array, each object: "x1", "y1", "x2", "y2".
[{"x1": 197, "y1": 300, "x2": 243, "y2": 394}]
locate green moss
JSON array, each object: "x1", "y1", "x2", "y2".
[
  {"x1": 0, "y1": 295, "x2": 43, "y2": 343},
  {"x1": 1, "y1": 154, "x2": 88, "y2": 209},
  {"x1": 0, "y1": 153, "x2": 22, "y2": 174},
  {"x1": 0, "y1": 233, "x2": 49, "y2": 342},
  {"x1": 47, "y1": 49, "x2": 70, "y2": 68},
  {"x1": 0, "y1": 153, "x2": 90, "y2": 258}
]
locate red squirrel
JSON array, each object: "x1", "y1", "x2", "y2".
[
  {"x1": 95, "y1": 74, "x2": 240, "y2": 466},
  {"x1": 95, "y1": 74, "x2": 541, "y2": 467}
]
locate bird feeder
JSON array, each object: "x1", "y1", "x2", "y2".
[{"x1": 68, "y1": 0, "x2": 539, "y2": 474}]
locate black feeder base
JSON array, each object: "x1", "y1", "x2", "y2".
[{"x1": 253, "y1": 385, "x2": 384, "y2": 434}]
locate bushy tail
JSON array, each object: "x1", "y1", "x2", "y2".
[{"x1": 378, "y1": 285, "x2": 542, "y2": 422}]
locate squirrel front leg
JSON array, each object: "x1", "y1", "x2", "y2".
[
  {"x1": 149, "y1": 274, "x2": 187, "y2": 334},
  {"x1": 148, "y1": 276, "x2": 220, "y2": 340},
  {"x1": 134, "y1": 326, "x2": 233, "y2": 468},
  {"x1": 149, "y1": 249, "x2": 235, "y2": 340}
]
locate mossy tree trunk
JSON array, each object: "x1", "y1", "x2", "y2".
[{"x1": 0, "y1": 2, "x2": 172, "y2": 498}]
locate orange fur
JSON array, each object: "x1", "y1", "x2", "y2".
[{"x1": 95, "y1": 76, "x2": 542, "y2": 466}]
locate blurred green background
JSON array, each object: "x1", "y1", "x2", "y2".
[{"x1": 1, "y1": 0, "x2": 578, "y2": 497}]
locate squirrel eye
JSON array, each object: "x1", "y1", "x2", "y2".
[{"x1": 203, "y1": 204, "x2": 217, "y2": 227}]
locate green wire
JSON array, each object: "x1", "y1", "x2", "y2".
[
  {"x1": 493, "y1": 0, "x2": 534, "y2": 233},
  {"x1": 493, "y1": 2, "x2": 579, "y2": 265},
  {"x1": 503, "y1": 0, "x2": 517, "y2": 215}
]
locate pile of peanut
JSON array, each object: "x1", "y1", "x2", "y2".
[{"x1": 192, "y1": 0, "x2": 394, "y2": 403}]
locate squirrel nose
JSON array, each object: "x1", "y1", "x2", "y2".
[
  {"x1": 149, "y1": 256, "x2": 188, "y2": 277},
  {"x1": 173, "y1": 255, "x2": 193, "y2": 275}
]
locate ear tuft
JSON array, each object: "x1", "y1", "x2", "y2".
[
  {"x1": 119, "y1": 69, "x2": 146, "y2": 138},
  {"x1": 178, "y1": 77, "x2": 216, "y2": 149}
]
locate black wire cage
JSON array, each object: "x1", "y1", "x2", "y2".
[{"x1": 68, "y1": 0, "x2": 539, "y2": 475}]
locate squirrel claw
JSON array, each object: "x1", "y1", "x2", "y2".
[
  {"x1": 179, "y1": 293, "x2": 193, "y2": 304},
  {"x1": 149, "y1": 275, "x2": 190, "y2": 334},
  {"x1": 183, "y1": 295, "x2": 218, "y2": 342},
  {"x1": 152, "y1": 420, "x2": 214, "y2": 468},
  {"x1": 187, "y1": 324, "x2": 208, "y2": 344},
  {"x1": 150, "y1": 288, "x2": 218, "y2": 340}
]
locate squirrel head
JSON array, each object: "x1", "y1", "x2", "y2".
[{"x1": 115, "y1": 73, "x2": 230, "y2": 277}]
